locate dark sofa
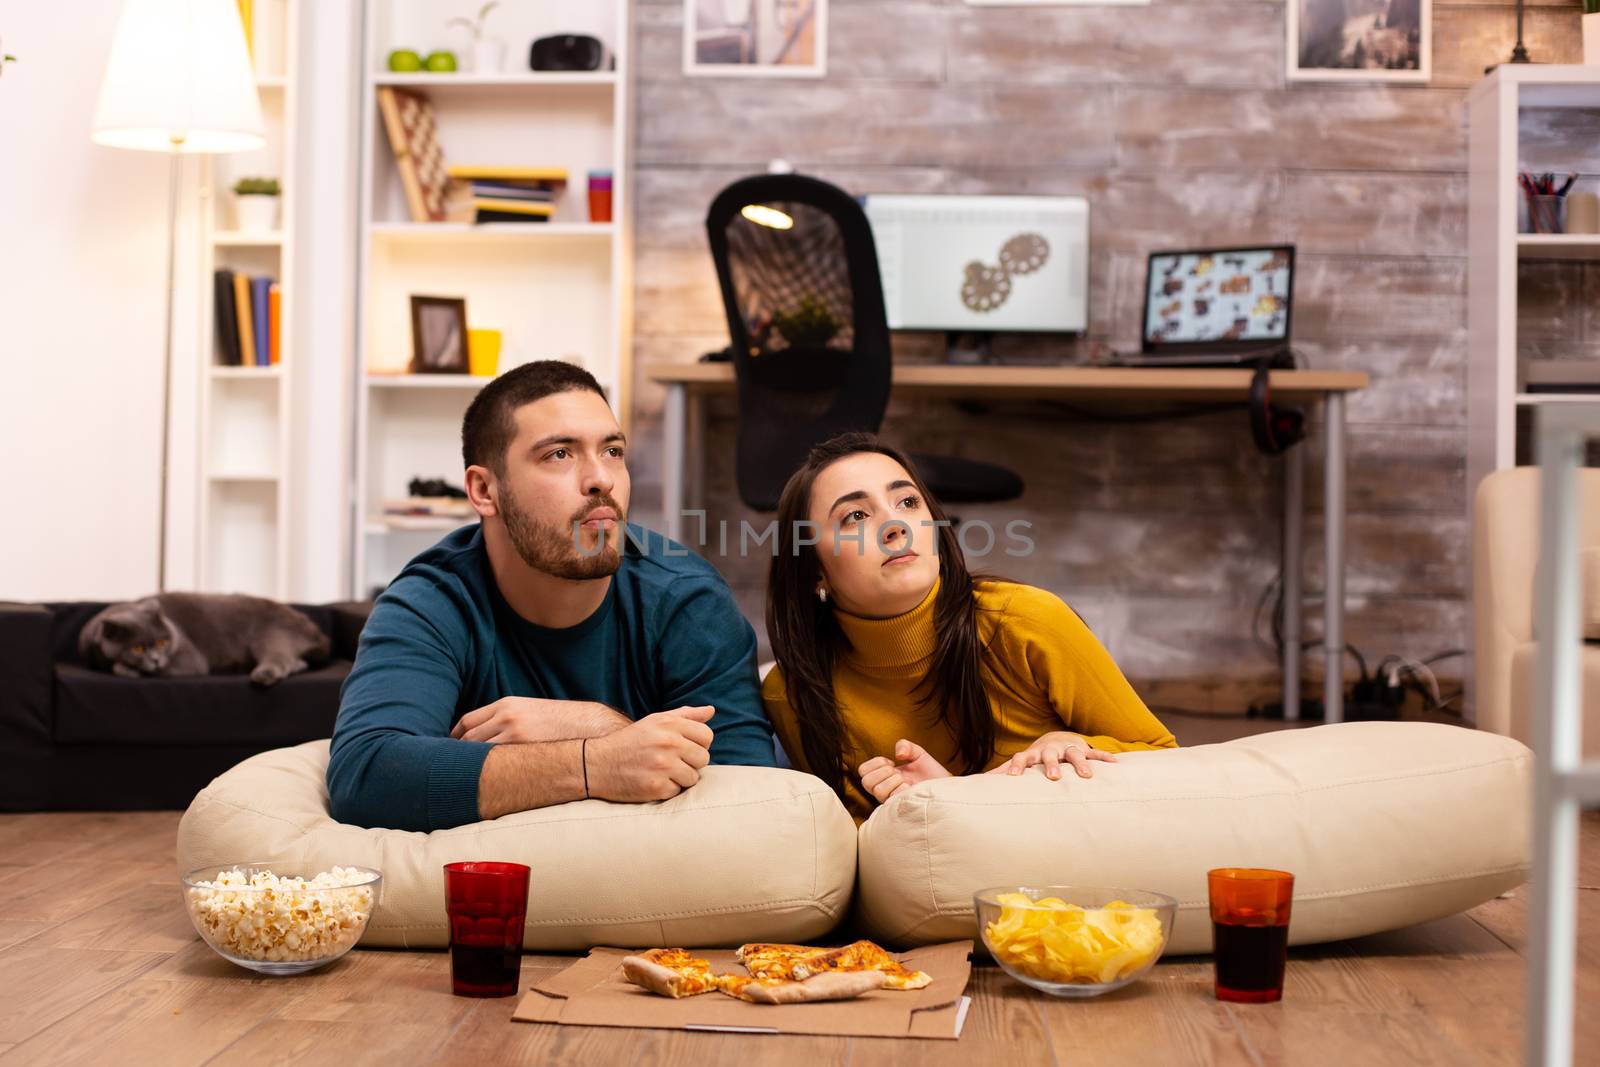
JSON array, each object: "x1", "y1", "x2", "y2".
[{"x1": 0, "y1": 600, "x2": 371, "y2": 812}]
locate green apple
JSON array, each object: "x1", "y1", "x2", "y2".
[
  {"x1": 387, "y1": 49, "x2": 423, "y2": 72},
  {"x1": 424, "y1": 51, "x2": 458, "y2": 73}
]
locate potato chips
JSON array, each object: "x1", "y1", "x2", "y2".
[{"x1": 983, "y1": 893, "x2": 1164, "y2": 985}]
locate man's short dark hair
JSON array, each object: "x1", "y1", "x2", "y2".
[{"x1": 461, "y1": 360, "x2": 607, "y2": 473}]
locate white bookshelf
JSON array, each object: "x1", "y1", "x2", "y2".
[
  {"x1": 1467, "y1": 65, "x2": 1600, "y2": 502},
  {"x1": 352, "y1": 0, "x2": 634, "y2": 598},
  {"x1": 1465, "y1": 65, "x2": 1600, "y2": 724},
  {"x1": 197, "y1": 0, "x2": 298, "y2": 599}
]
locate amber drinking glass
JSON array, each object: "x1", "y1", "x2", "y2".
[{"x1": 1207, "y1": 867, "x2": 1293, "y2": 1003}]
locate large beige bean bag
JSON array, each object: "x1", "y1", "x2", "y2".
[
  {"x1": 856, "y1": 722, "x2": 1531, "y2": 954},
  {"x1": 177, "y1": 740, "x2": 857, "y2": 950}
]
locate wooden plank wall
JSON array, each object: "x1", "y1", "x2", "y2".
[{"x1": 628, "y1": 0, "x2": 1585, "y2": 710}]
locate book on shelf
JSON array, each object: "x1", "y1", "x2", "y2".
[
  {"x1": 213, "y1": 272, "x2": 279, "y2": 368},
  {"x1": 468, "y1": 181, "x2": 556, "y2": 202},
  {"x1": 447, "y1": 166, "x2": 568, "y2": 186},
  {"x1": 382, "y1": 497, "x2": 478, "y2": 525},
  {"x1": 268, "y1": 282, "x2": 281, "y2": 365},
  {"x1": 233, "y1": 272, "x2": 256, "y2": 366},
  {"x1": 250, "y1": 276, "x2": 271, "y2": 368},
  {"x1": 213, "y1": 269, "x2": 241, "y2": 366},
  {"x1": 474, "y1": 198, "x2": 556, "y2": 224},
  {"x1": 236, "y1": 0, "x2": 254, "y2": 62}
]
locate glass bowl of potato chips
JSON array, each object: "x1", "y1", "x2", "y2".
[{"x1": 975, "y1": 885, "x2": 1176, "y2": 997}]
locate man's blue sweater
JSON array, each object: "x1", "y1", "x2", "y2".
[{"x1": 327, "y1": 522, "x2": 776, "y2": 831}]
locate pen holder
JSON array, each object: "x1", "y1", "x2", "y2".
[
  {"x1": 1568, "y1": 192, "x2": 1600, "y2": 235},
  {"x1": 1528, "y1": 195, "x2": 1568, "y2": 235}
]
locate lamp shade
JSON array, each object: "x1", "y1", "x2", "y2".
[{"x1": 91, "y1": 0, "x2": 264, "y2": 153}]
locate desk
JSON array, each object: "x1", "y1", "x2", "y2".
[{"x1": 645, "y1": 362, "x2": 1370, "y2": 723}]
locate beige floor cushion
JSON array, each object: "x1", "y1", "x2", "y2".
[
  {"x1": 855, "y1": 722, "x2": 1531, "y2": 954},
  {"x1": 177, "y1": 740, "x2": 857, "y2": 950}
]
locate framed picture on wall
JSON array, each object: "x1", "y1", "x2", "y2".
[
  {"x1": 684, "y1": 0, "x2": 827, "y2": 78},
  {"x1": 409, "y1": 295, "x2": 469, "y2": 374},
  {"x1": 1287, "y1": 0, "x2": 1431, "y2": 82}
]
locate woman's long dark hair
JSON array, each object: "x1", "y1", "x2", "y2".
[{"x1": 766, "y1": 432, "x2": 998, "y2": 795}]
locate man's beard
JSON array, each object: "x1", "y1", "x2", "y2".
[{"x1": 498, "y1": 483, "x2": 626, "y2": 581}]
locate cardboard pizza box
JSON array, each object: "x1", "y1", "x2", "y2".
[{"x1": 512, "y1": 941, "x2": 973, "y2": 1040}]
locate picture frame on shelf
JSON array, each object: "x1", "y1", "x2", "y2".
[
  {"x1": 409, "y1": 295, "x2": 470, "y2": 373},
  {"x1": 1287, "y1": 0, "x2": 1431, "y2": 82},
  {"x1": 683, "y1": 0, "x2": 827, "y2": 78}
]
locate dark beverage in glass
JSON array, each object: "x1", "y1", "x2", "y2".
[
  {"x1": 443, "y1": 861, "x2": 530, "y2": 998},
  {"x1": 450, "y1": 940, "x2": 522, "y2": 996},
  {"x1": 1207, "y1": 867, "x2": 1293, "y2": 1004},
  {"x1": 1212, "y1": 919, "x2": 1290, "y2": 1001}
]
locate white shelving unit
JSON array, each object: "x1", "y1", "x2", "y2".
[
  {"x1": 352, "y1": 0, "x2": 634, "y2": 598},
  {"x1": 1466, "y1": 67, "x2": 1600, "y2": 723},
  {"x1": 196, "y1": 0, "x2": 298, "y2": 598},
  {"x1": 1467, "y1": 66, "x2": 1600, "y2": 495}
]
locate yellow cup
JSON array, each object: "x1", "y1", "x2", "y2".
[{"x1": 467, "y1": 329, "x2": 502, "y2": 377}]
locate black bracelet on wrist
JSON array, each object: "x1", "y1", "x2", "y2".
[{"x1": 581, "y1": 737, "x2": 590, "y2": 799}]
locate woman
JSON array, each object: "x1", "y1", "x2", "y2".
[{"x1": 763, "y1": 432, "x2": 1176, "y2": 822}]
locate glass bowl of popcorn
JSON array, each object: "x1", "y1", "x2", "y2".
[
  {"x1": 181, "y1": 863, "x2": 382, "y2": 976},
  {"x1": 974, "y1": 885, "x2": 1176, "y2": 997}
]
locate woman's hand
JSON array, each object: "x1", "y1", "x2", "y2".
[
  {"x1": 989, "y1": 731, "x2": 1117, "y2": 781},
  {"x1": 857, "y1": 739, "x2": 952, "y2": 803}
]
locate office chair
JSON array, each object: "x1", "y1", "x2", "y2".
[{"x1": 705, "y1": 173, "x2": 1025, "y2": 513}]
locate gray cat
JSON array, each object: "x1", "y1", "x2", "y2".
[{"x1": 78, "y1": 593, "x2": 330, "y2": 687}]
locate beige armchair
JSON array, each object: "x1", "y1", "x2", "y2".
[{"x1": 1473, "y1": 466, "x2": 1600, "y2": 756}]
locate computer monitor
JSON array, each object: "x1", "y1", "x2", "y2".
[
  {"x1": 1142, "y1": 245, "x2": 1294, "y2": 356},
  {"x1": 862, "y1": 194, "x2": 1089, "y2": 333}
]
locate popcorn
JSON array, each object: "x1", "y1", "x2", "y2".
[{"x1": 185, "y1": 866, "x2": 376, "y2": 963}]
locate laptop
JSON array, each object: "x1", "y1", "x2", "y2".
[{"x1": 1114, "y1": 245, "x2": 1296, "y2": 367}]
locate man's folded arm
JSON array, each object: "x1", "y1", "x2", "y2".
[
  {"x1": 327, "y1": 587, "x2": 491, "y2": 831},
  {"x1": 475, "y1": 740, "x2": 586, "y2": 820},
  {"x1": 658, "y1": 577, "x2": 777, "y2": 768}
]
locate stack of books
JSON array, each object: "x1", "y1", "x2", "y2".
[
  {"x1": 446, "y1": 166, "x2": 568, "y2": 224},
  {"x1": 213, "y1": 269, "x2": 281, "y2": 367},
  {"x1": 381, "y1": 496, "x2": 477, "y2": 529}
]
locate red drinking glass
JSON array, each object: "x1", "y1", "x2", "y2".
[
  {"x1": 443, "y1": 861, "x2": 530, "y2": 997},
  {"x1": 587, "y1": 170, "x2": 613, "y2": 223},
  {"x1": 1207, "y1": 867, "x2": 1293, "y2": 1003}
]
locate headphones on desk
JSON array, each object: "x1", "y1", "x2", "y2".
[{"x1": 1249, "y1": 354, "x2": 1305, "y2": 456}]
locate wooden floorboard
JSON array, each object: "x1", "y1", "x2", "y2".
[{"x1": 0, "y1": 809, "x2": 1594, "y2": 1065}]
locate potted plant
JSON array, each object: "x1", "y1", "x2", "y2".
[
  {"x1": 232, "y1": 177, "x2": 281, "y2": 232},
  {"x1": 1587, "y1": 0, "x2": 1600, "y2": 66},
  {"x1": 772, "y1": 295, "x2": 841, "y2": 348},
  {"x1": 448, "y1": 2, "x2": 503, "y2": 74}
]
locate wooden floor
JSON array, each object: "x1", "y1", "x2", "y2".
[{"x1": 0, "y1": 807, "x2": 1594, "y2": 1066}]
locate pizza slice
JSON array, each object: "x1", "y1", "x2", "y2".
[
  {"x1": 735, "y1": 940, "x2": 933, "y2": 990},
  {"x1": 717, "y1": 970, "x2": 887, "y2": 1004},
  {"x1": 620, "y1": 948, "x2": 723, "y2": 998},
  {"x1": 620, "y1": 949, "x2": 888, "y2": 1005}
]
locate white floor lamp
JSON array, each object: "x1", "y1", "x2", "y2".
[{"x1": 90, "y1": 0, "x2": 264, "y2": 591}]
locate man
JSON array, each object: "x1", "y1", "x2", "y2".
[{"x1": 327, "y1": 361, "x2": 776, "y2": 831}]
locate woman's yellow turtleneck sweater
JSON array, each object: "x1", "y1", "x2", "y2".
[{"x1": 761, "y1": 578, "x2": 1178, "y2": 822}]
